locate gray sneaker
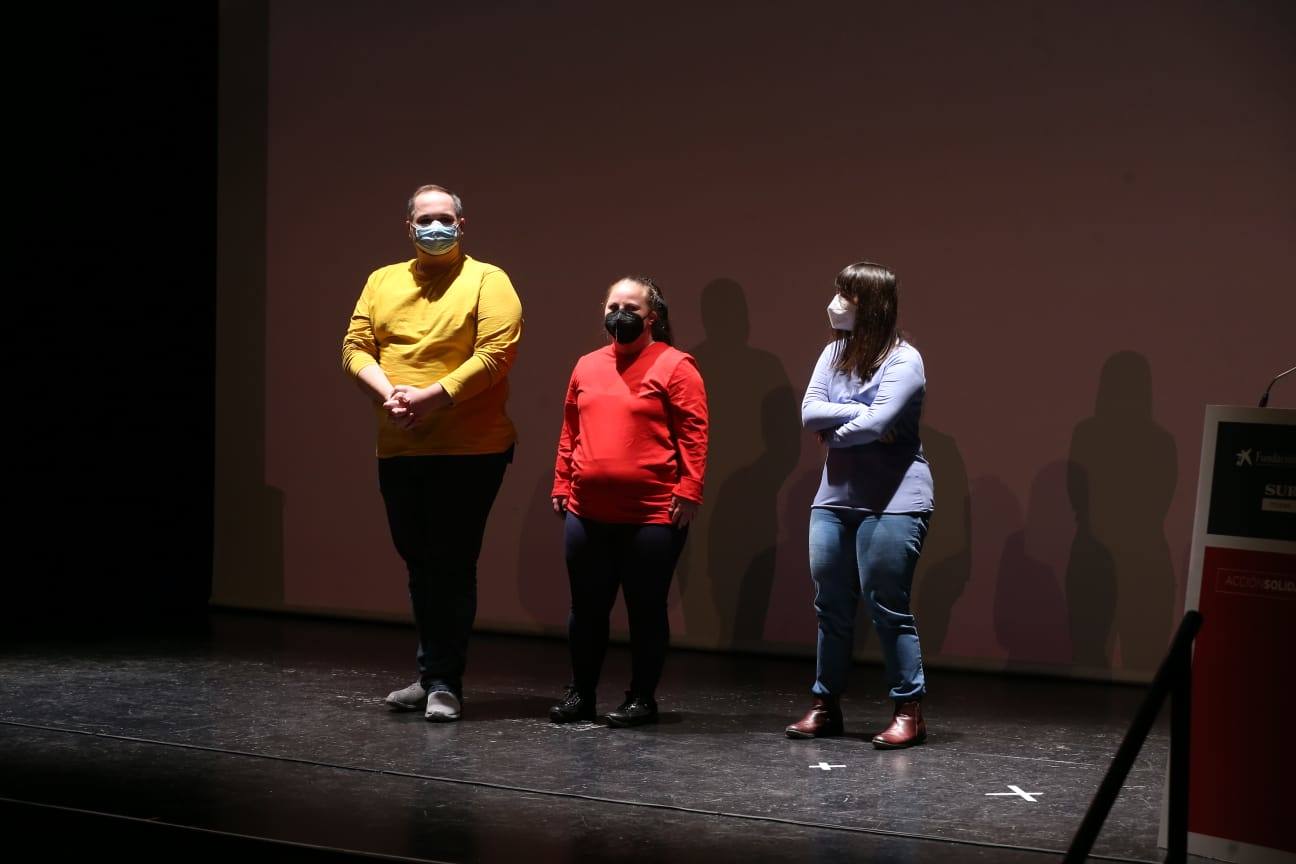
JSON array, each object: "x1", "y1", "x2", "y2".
[
  {"x1": 425, "y1": 690, "x2": 461, "y2": 722},
  {"x1": 385, "y1": 681, "x2": 428, "y2": 711}
]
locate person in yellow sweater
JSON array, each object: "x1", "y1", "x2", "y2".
[{"x1": 342, "y1": 184, "x2": 523, "y2": 722}]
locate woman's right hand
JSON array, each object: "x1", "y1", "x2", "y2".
[{"x1": 551, "y1": 496, "x2": 568, "y2": 518}]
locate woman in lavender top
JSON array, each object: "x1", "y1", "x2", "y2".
[{"x1": 784, "y1": 261, "x2": 934, "y2": 749}]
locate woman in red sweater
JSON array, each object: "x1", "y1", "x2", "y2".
[{"x1": 549, "y1": 276, "x2": 709, "y2": 727}]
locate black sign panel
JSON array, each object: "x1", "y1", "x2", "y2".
[{"x1": 1207, "y1": 421, "x2": 1296, "y2": 542}]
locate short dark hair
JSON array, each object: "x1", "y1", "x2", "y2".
[{"x1": 407, "y1": 184, "x2": 464, "y2": 220}]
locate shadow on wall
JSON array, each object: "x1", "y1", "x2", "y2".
[
  {"x1": 677, "y1": 278, "x2": 801, "y2": 649},
  {"x1": 993, "y1": 460, "x2": 1073, "y2": 669},
  {"x1": 212, "y1": 0, "x2": 284, "y2": 612},
  {"x1": 709, "y1": 385, "x2": 802, "y2": 646},
  {"x1": 517, "y1": 469, "x2": 570, "y2": 632},
  {"x1": 911, "y1": 422, "x2": 971, "y2": 657},
  {"x1": 763, "y1": 461, "x2": 829, "y2": 649},
  {"x1": 1066, "y1": 351, "x2": 1178, "y2": 676}
]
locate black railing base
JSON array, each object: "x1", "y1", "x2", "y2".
[{"x1": 1064, "y1": 610, "x2": 1202, "y2": 863}]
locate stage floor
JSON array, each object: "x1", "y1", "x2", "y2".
[{"x1": 0, "y1": 612, "x2": 1199, "y2": 862}]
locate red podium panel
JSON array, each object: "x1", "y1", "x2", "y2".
[{"x1": 1167, "y1": 406, "x2": 1295, "y2": 863}]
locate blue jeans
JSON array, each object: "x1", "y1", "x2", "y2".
[{"x1": 809, "y1": 508, "x2": 930, "y2": 703}]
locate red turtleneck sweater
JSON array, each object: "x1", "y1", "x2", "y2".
[{"x1": 553, "y1": 341, "x2": 708, "y2": 525}]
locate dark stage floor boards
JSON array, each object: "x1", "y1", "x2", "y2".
[{"x1": 0, "y1": 612, "x2": 1198, "y2": 862}]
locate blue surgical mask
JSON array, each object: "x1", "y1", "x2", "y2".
[{"x1": 412, "y1": 220, "x2": 460, "y2": 256}]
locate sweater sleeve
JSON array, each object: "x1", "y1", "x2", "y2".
[
  {"x1": 801, "y1": 343, "x2": 862, "y2": 430},
  {"x1": 341, "y1": 273, "x2": 380, "y2": 378},
  {"x1": 824, "y1": 349, "x2": 925, "y2": 447},
  {"x1": 438, "y1": 267, "x2": 523, "y2": 402},
  {"x1": 666, "y1": 356, "x2": 709, "y2": 503},
  {"x1": 552, "y1": 369, "x2": 580, "y2": 498}
]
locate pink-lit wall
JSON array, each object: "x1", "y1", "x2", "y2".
[{"x1": 216, "y1": 0, "x2": 1295, "y2": 681}]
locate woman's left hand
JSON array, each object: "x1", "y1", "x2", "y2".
[{"x1": 670, "y1": 496, "x2": 699, "y2": 528}]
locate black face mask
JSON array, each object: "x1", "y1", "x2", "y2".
[{"x1": 604, "y1": 309, "x2": 646, "y2": 344}]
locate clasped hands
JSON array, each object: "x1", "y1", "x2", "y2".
[{"x1": 383, "y1": 384, "x2": 451, "y2": 430}]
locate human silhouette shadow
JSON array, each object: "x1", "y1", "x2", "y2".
[
  {"x1": 1066, "y1": 351, "x2": 1177, "y2": 675},
  {"x1": 911, "y1": 422, "x2": 971, "y2": 657},
  {"x1": 1065, "y1": 467, "x2": 1116, "y2": 672},
  {"x1": 709, "y1": 385, "x2": 801, "y2": 647},
  {"x1": 517, "y1": 470, "x2": 571, "y2": 633},
  {"x1": 764, "y1": 462, "x2": 828, "y2": 648},
  {"x1": 993, "y1": 460, "x2": 1072, "y2": 669},
  {"x1": 680, "y1": 278, "x2": 799, "y2": 648},
  {"x1": 968, "y1": 475, "x2": 1023, "y2": 660}
]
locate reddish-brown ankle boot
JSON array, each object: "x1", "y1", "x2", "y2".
[
  {"x1": 785, "y1": 696, "x2": 844, "y2": 739},
  {"x1": 871, "y1": 700, "x2": 926, "y2": 749}
]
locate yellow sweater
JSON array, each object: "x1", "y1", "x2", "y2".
[{"x1": 342, "y1": 253, "x2": 522, "y2": 457}]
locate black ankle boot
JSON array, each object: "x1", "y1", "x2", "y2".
[
  {"x1": 549, "y1": 686, "x2": 596, "y2": 723},
  {"x1": 605, "y1": 691, "x2": 658, "y2": 727}
]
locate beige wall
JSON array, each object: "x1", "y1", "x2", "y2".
[{"x1": 216, "y1": 0, "x2": 1296, "y2": 682}]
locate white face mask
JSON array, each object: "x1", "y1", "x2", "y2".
[{"x1": 827, "y1": 293, "x2": 856, "y2": 331}]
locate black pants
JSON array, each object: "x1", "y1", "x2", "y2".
[
  {"x1": 378, "y1": 448, "x2": 511, "y2": 696},
  {"x1": 564, "y1": 513, "x2": 688, "y2": 698}
]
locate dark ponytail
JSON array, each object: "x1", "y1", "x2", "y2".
[{"x1": 619, "y1": 274, "x2": 673, "y2": 345}]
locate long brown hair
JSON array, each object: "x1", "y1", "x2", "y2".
[{"x1": 832, "y1": 261, "x2": 899, "y2": 380}]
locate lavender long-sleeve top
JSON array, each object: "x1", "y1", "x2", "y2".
[{"x1": 801, "y1": 340, "x2": 934, "y2": 513}]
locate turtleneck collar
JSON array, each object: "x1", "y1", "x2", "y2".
[{"x1": 411, "y1": 242, "x2": 464, "y2": 283}]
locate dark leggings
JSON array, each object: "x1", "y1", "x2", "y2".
[{"x1": 564, "y1": 513, "x2": 688, "y2": 698}]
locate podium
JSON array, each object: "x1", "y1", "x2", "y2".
[{"x1": 1164, "y1": 406, "x2": 1294, "y2": 862}]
